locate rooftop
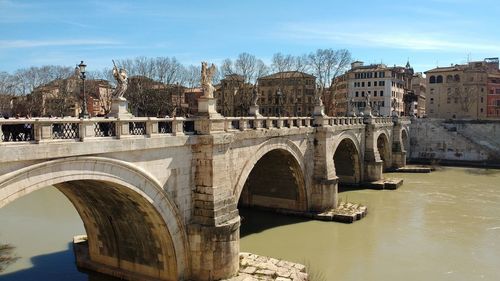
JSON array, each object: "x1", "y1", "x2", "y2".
[{"x1": 258, "y1": 71, "x2": 315, "y2": 80}]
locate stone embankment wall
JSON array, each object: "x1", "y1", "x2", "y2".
[{"x1": 409, "y1": 119, "x2": 500, "y2": 165}]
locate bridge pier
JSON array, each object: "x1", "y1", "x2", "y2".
[
  {"x1": 391, "y1": 117, "x2": 407, "y2": 169},
  {"x1": 363, "y1": 118, "x2": 384, "y2": 181},
  {"x1": 311, "y1": 128, "x2": 339, "y2": 211},
  {"x1": 190, "y1": 131, "x2": 240, "y2": 280}
]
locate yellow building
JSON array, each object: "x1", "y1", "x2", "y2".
[
  {"x1": 257, "y1": 71, "x2": 316, "y2": 117},
  {"x1": 424, "y1": 59, "x2": 497, "y2": 119}
]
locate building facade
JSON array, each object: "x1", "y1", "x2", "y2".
[
  {"x1": 214, "y1": 74, "x2": 254, "y2": 117},
  {"x1": 328, "y1": 74, "x2": 348, "y2": 116},
  {"x1": 425, "y1": 58, "x2": 499, "y2": 119},
  {"x1": 345, "y1": 61, "x2": 410, "y2": 117},
  {"x1": 486, "y1": 59, "x2": 500, "y2": 118},
  {"x1": 257, "y1": 71, "x2": 316, "y2": 117},
  {"x1": 406, "y1": 73, "x2": 426, "y2": 117}
]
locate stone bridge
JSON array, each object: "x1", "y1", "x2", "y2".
[{"x1": 0, "y1": 114, "x2": 409, "y2": 281}]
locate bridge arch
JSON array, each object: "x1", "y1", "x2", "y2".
[
  {"x1": 332, "y1": 132, "x2": 362, "y2": 185},
  {"x1": 234, "y1": 138, "x2": 307, "y2": 211},
  {"x1": 0, "y1": 156, "x2": 189, "y2": 281},
  {"x1": 376, "y1": 131, "x2": 392, "y2": 170}
]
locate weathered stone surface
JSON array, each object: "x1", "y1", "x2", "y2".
[{"x1": 224, "y1": 253, "x2": 308, "y2": 281}]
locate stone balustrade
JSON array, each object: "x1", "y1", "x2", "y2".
[{"x1": 0, "y1": 115, "x2": 401, "y2": 144}]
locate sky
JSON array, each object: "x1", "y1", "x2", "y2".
[{"x1": 1, "y1": 0, "x2": 499, "y2": 74}]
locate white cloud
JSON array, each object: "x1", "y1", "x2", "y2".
[
  {"x1": 0, "y1": 39, "x2": 120, "y2": 49},
  {"x1": 278, "y1": 22, "x2": 500, "y2": 53}
]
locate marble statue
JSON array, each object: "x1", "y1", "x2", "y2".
[
  {"x1": 112, "y1": 62, "x2": 128, "y2": 99},
  {"x1": 252, "y1": 83, "x2": 259, "y2": 106},
  {"x1": 201, "y1": 61, "x2": 216, "y2": 98}
]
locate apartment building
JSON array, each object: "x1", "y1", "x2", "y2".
[
  {"x1": 345, "y1": 61, "x2": 410, "y2": 116},
  {"x1": 257, "y1": 71, "x2": 316, "y2": 117},
  {"x1": 425, "y1": 58, "x2": 499, "y2": 119}
]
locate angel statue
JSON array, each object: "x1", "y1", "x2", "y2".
[
  {"x1": 112, "y1": 60, "x2": 128, "y2": 99},
  {"x1": 315, "y1": 85, "x2": 324, "y2": 106},
  {"x1": 201, "y1": 61, "x2": 216, "y2": 98},
  {"x1": 252, "y1": 83, "x2": 259, "y2": 106}
]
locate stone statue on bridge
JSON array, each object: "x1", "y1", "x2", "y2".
[
  {"x1": 252, "y1": 83, "x2": 259, "y2": 106},
  {"x1": 314, "y1": 85, "x2": 324, "y2": 106},
  {"x1": 108, "y1": 61, "x2": 133, "y2": 118},
  {"x1": 112, "y1": 61, "x2": 128, "y2": 100},
  {"x1": 201, "y1": 62, "x2": 216, "y2": 98}
]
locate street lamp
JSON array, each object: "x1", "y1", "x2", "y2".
[{"x1": 78, "y1": 61, "x2": 89, "y2": 118}]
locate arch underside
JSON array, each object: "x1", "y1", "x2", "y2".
[
  {"x1": 377, "y1": 133, "x2": 391, "y2": 170},
  {"x1": 0, "y1": 157, "x2": 187, "y2": 281},
  {"x1": 239, "y1": 149, "x2": 307, "y2": 212},
  {"x1": 56, "y1": 180, "x2": 177, "y2": 280},
  {"x1": 333, "y1": 138, "x2": 361, "y2": 185}
]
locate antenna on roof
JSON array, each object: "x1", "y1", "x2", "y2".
[{"x1": 467, "y1": 53, "x2": 471, "y2": 63}]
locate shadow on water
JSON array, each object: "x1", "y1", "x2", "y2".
[
  {"x1": 0, "y1": 243, "x2": 119, "y2": 281},
  {"x1": 338, "y1": 183, "x2": 373, "y2": 193},
  {"x1": 239, "y1": 207, "x2": 309, "y2": 238}
]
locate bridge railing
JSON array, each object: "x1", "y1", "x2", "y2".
[
  {"x1": 0, "y1": 117, "x2": 198, "y2": 144},
  {"x1": 322, "y1": 117, "x2": 364, "y2": 126},
  {"x1": 223, "y1": 116, "x2": 313, "y2": 131}
]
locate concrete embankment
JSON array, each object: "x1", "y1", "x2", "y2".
[{"x1": 409, "y1": 119, "x2": 500, "y2": 166}]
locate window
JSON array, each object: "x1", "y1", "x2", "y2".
[
  {"x1": 380, "y1": 90, "x2": 384, "y2": 96},
  {"x1": 430, "y1": 76, "x2": 436, "y2": 84},
  {"x1": 362, "y1": 91, "x2": 365, "y2": 97},
  {"x1": 368, "y1": 81, "x2": 371, "y2": 87},
  {"x1": 481, "y1": 97, "x2": 484, "y2": 103},
  {"x1": 362, "y1": 82, "x2": 365, "y2": 87},
  {"x1": 380, "y1": 81, "x2": 385, "y2": 86},
  {"x1": 355, "y1": 91, "x2": 359, "y2": 97},
  {"x1": 374, "y1": 81, "x2": 377, "y2": 86},
  {"x1": 375, "y1": 72, "x2": 378, "y2": 78},
  {"x1": 374, "y1": 90, "x2": 377, "y2": 96},
  {"x1": 454, "y1": 74, "x2": 460, "y2": 82},
  {"x1": 437, "y1": 75, "x2": 443, "y2": 83},
  {"x1": 430, "y1": 98, "x2": 434, "y2": 104}
]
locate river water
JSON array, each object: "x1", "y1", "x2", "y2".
[{"x1": 0, "y1": 167, "x2": 499, "y2": 281}]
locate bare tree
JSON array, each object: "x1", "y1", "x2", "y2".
[
  {"x1": 308, "y1": 48, "x2": 351, "y2": 88},
  {"x1": 180, "y1": 65, "x2": 201, "y2": 88},
  {"x1": 271, "y1": 52, "x2": 295, "y2": 73},
  {"x1": 154, "y1": 57, "x2": 183, "y2": 84},
  {"x1": 220, "y1": 59, "x2": 234, "y2": 76},
  {"x1": 234, "y1": 53, "x2": 258, "y2": 83}
]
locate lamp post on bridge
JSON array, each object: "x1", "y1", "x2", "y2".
[{"x1": 78, "y1": 61, "x2": 89, "y2": 118}]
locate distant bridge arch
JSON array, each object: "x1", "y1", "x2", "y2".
[
  {"x1": 332, "y1": 132, "x2": 362, "y2": 185},
  {"x1": 234, "y1": 137, "x2": 308, "y2": 211}
]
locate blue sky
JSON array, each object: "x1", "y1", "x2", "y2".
[{"x1": 1, "y1": 0, "x2": 499, "y2": 73}]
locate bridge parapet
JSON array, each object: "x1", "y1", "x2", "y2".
[{"x1": 0, "y1": 117, "x2": 197, "y2": 144}]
